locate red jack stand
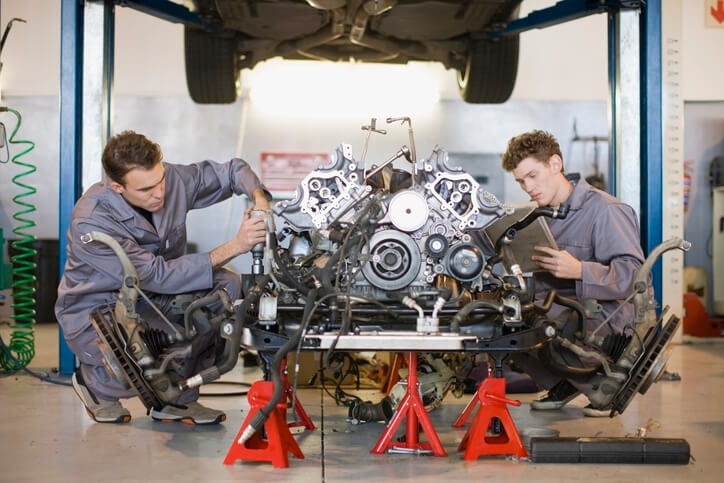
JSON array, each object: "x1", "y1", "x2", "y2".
[
  {"x1": 371, "y1": 352, "x2": 447, "y2": 457},
  {"x1": 457, "y1": 377, "x2": 527, "y2": 460},
  {"x1": 223, "y1": 381, "x2": 304, "y2": 468},
  {"x1": 280, "y1": 358, "x2": 316, "y2": 430}
]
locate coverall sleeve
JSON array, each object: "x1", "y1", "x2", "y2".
[
  {"x1": 174, "y1": 159, "x2": 267, "y2": 210},
  {"x1": 576, "y1": 203, "x2": 645, "y2": 301},
  {"x1": 73, "y1": 219, "x2": 214, "y2": 295}
]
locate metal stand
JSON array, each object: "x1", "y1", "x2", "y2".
[
  {"x1": 371, "y1": 352, "x2": 447, "y2": 457},
  {"x1": 224, "y1": 381, "x2": 304, "y2": 468},
  {"x1": 457, "y1": 377, "x2": 527, "y2": 460},
  {"x1": 280, "y1": 358, "x2": 316, "y2": 430}
]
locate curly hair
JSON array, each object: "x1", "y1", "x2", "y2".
[
  {"x1": 102, "y1": 130, "x2": 163, "y2": 185},
  {"x1": 501, "y1": 130, "x2": 563, "y2": 172}
]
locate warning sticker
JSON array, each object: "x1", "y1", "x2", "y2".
[{"x1": 260, "y1": 152, "x2": 329, "y2": 192}]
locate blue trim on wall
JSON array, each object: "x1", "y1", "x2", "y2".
[
  {"x1": 58, "y1": 0, "x2": 84, "y2": 375},
  {"x1": 640, "y1": 0, "x2": 663, "y2": 309}
]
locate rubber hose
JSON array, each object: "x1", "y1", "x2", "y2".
[
  {"x1": 1, "y1": 107, "x2": 37, "y2": 371},
  {"x1": 450, "y1": 299, "x2": 504, "y2": 333},
  {"x1": 253, "y1": 289, "x2": 318, "y2": 432}
]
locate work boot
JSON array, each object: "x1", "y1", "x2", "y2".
[
  {"x1": 530, "y1": 379, "x2": 580, "y2": 410},
  {"x1": 582, "y1": 404, "x2": 612, "y2": 417},
  {"x1": 151, "y1": 401, "x2": 226, "y2": 425},
  {"x1": 72, "y1": 371, "x2": 131, "y2": 423}
]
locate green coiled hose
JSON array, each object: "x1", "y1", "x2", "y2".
[{"x1": 0, "y1": 107, "x2": 37, "y2": 371}]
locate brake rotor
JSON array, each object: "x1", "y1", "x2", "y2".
[
  {"x1": 89, "y1": 308, "x2": 162, "y2": 412},
  {"x1": 610, "y1": 314, "x2": 681, "y2": 416}
]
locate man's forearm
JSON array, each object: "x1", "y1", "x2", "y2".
[{"x1": 209, "y1": 240, "x2": 242, "y2": 269}]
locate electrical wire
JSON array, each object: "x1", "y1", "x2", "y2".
[
  {"x1": 0, "y1": 107, "x2": 37, "y2": 371},
  {"x1": 0, "y1": 332, "x2": 71, "y2": 386}
]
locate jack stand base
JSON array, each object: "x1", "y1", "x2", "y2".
[
  {"x1": 281, "y1": 358, "x2": 316, "y2": 430},
  {"x1": 457, "y1": 377, "x2": 527, "y2": 460},
  {"x1": 371, "y1": 352, "x2": 447, "y2": 457},
  {"x1": 223, "y1": 381, "x2": 304, "y2": 468}
]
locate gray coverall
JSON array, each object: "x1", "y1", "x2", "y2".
[
  {"x1": 511, "y1": 174, "x2": 646, "y2": 389},
  {"x1": 55, "y1": 159, "x2": 266, "y2": 402}
]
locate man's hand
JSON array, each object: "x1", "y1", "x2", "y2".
[
  {"x1": 235, "y1": 208, "x2": 267, "y2": 254},
  {"x1": 210, "y1": 208, "x2": 268, "y2": 268},
  {"x1": 531, "y1": 245, "x2": 582, "y2": 279}
]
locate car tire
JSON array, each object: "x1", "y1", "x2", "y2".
[
  {"x1": 457, "y1": 35, "x2": 519, "y2": 104},
  {"x1": 184, "y1": 27, "x2": 239, "y2": 104}
]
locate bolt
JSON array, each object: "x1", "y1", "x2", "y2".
[
  {"x1": 223, "y1": 323, "x2": 233, "y2": 336},
  {"x1": 544, "y1": 326, "x2": 556, "y2": 337}
]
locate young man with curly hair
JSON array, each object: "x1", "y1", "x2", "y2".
[{"x1": 501, "y1": 130, "x2": 645, "y2": 416}]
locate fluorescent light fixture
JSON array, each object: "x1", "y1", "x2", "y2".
[{"x1": 248, "y1": 59, "x2": 440, "y2": 119}]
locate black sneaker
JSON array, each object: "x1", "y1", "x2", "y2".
[
  {"x1": 71, "y1": 370, "x2": 131, "y2": 423},
  {"x1": 530, "y1": 379, "x2": 580, "y2": 410}
]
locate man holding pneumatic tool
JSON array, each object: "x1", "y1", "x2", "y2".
[{"x1": 56, "y1": 130, "x2": 270, "y2": 425}]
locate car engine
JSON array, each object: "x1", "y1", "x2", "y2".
[{"x1": 85, "y1": 118, "x2": 690, "y2": 439}]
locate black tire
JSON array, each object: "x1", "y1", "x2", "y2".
[
  {"x1": 184, "y1": 27, "x2": 239, "y2": 104},
  {"x1": 457, "y1": 35, "x2": 519, "y2": 104}
]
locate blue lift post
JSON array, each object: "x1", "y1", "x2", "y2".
[
  {"x1": 58, "y1": 0, "x2": 84, "y2": 375},
  {"x1": 640, "y1": 0, "x2": 663, "y2": 310}
]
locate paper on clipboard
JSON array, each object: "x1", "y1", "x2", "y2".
[{"x1": 482, "y1": 202, "x2": 558, "y2": 273}]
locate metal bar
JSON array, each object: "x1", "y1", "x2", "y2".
[
  {"x1": 486, "y1": 0, "x2": 641, "y2": 39},
  {"x1": 607, "y1": 11, "x2": 618, "y2": 197},
  {"x1": 106, "y1": 5, "x2": 115, "y2": 143},
  {"x1": 113, "y1": 0, "x2": 217, "y2": 30},
  {"x1": 640, "y1": 0, "x2": 663, "y2": 310},
  {"x1": 615, "y1": 10, "x2": 641, "y2": 216},
  {"x1": 82, "y1": 0, "x2": 114, "y2": 188},
  {"x1": 307, "y1": 332, "x2": 479, "y2": 351},
  {"x1": 58, "y1": 0, "x2": 84, "y2": 375}
]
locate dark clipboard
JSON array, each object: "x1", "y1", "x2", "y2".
[{"x1": 482, "y1": 203, "x2": 559, "y2": 273}]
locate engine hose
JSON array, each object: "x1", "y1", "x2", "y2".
[
  {"x1": 239, "y1": 288, "x2": 318, "y2": 444},
  {"x1": 538, "y1": 340, "x2": 600, "y2": 381},
  {"x1": 0, "y1": 107, "x2": 37, "y2": 372},
  {"x1": 450, "y1": 299, "x2": 504, "y2": 333}
]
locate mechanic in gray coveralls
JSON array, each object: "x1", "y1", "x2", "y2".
[
  {"x1": 55, "y1": 130, "x2": 270, "y2": 425},
  {"x1": 502, "y1": 130, "x2": 646, "y2": 417}
]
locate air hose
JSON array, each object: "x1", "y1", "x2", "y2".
[{"x1": 0, "y1": 107, "x2": 37, "y2": 371}]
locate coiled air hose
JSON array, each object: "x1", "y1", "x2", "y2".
[{"x1": 0, "y1": 107, "x2": 37, "y2": 371}]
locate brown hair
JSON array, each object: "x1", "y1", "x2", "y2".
[
  {"x1": 501, "y1": 130, "x2": 563, "y2": 172},
  {"x1": 102, "y1": 130, "x2": 163, "y2": 184}
]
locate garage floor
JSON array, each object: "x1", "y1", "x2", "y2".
[{"x1": 1, "y1": 324, "x2": 722, "y2": 482}]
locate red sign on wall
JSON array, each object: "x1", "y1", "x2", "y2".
[{"x1": 260, "y1": 152, "x2": 329, "y2": 192}]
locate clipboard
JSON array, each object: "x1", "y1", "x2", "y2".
[{"x1": 482, "y1": 203, "x2": 559, "y2": 273}]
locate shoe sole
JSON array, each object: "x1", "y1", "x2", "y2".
[
  {"x1": 583, "y1": 408, "x2": 612, "y2": 418},
  {"x1": 530, "y1": 393, "x2": 580, "y2": 411},
  {"x1": 72, "y1": 375, "x2": 131, "y2": 424},
  {"x1": 151, "y1": 414, "x2": 226, "y2": 425},
  {"x1": 85, "y1": 408, "x2": 131, "y2": 424}
]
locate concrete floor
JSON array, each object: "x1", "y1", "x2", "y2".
[{"x1": 0, "y1": 324, "x2": 722, "y2": 482}]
